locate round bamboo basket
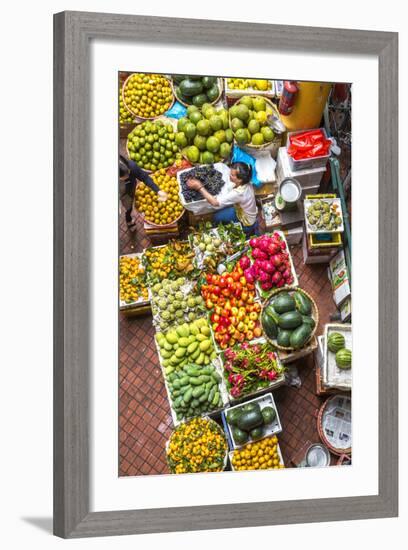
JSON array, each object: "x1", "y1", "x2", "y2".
[
  {"x1": 171, "y1": 77, "x2": 224, "y2": 108},
  {"x1": 125, "y1": 116, "x2": 179, "y2": 172},
  {"x1": 317, "y1": 395, "x2": 352, "y2": 456},
  {"x1": 134, "y1": 166, "x2": 185, "y2": 229},
  {"x1": 230, "y1": 95, "x2": 283, "y2": 153},
  {"x1": 261, "y1": 287, "x2": 319, "y2": 352},
  {"x1": 122, "y1": 73, "x2": 175, "y2": 121}
]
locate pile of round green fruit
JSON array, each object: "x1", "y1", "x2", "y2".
[
  {"x1": 175, "y1": 104, "x2": 233, "y2": 165},
  {"x1": 172, "y1": 75, "x2": 221, "y2": 107},
  {"x1": 126, "y1": 119, "x2": 182, "y2": 171},
  {"x1": 150, "y1": 277, "x2": 205, "y2": 332},
  {"x1": 229, "y1": 96, "x2": 276, "y2": 147}
]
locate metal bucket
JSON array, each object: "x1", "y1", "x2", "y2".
[{"x1": 278, "y1": 177, "x2": 302, "y2": 210}]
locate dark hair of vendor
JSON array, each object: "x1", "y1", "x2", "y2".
[{"x1": 230, "y1": 162, "x2": 252, "y2": 184}]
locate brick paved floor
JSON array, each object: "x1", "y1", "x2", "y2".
[{"x1": 119, "y1": 210, "x2": 340, "y2": 476}]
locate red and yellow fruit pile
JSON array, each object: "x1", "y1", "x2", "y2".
[
  {"x1": 135, "y1": 168, "x2": 184, "y2": 225},
  {"x1": 119, "y1": 255, "x2": 148, "y2": 304},
  {"x1": 167, "y1": 417, "x2": 228, "y2": 474},
  {"x1": 200, "y1": 262, "x2": 262, "y2": 349},
  {"x1": 231, "y1": 435, "x2": 284, "y2": 471},
  {"x1": 123, "y1": 73, "x2": 173, "y2": 118}
]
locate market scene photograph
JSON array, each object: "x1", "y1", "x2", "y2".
[{"x1": 118, "y1": 73, "x2": 352, "y2": 476}]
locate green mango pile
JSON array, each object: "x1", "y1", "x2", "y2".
[
  {"x1": 167, "y1": 364, "x2": 223, "y2": 421},
  {"x1": 156, "y1": 318, "x2": 216, "y2": 376}
]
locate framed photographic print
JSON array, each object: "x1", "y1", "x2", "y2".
[{"x1": 53, "y1": 11, "x2": 398, "y2": 538}]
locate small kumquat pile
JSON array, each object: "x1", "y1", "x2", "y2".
[
  {"x1": 231, "y1": 435, "x2": 284, "y2": 471},
  {"x1": 167, "y1": 417, "x2": 228, "y2": 474},
  {"x1": 119, "y1": 255, "x2": 148, "y2": 304}
]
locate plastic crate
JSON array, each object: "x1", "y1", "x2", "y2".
[
  {"x1": 286, "y1": 128, "x2": 331, "y2": 171},
  {"x1": 222, "y1": 392, "x2": 282, "y2": 449}
]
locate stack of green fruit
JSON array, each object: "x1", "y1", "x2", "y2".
[
  {"x1": 229, "y1": 96, "x2": 276, "y2": 147},
  {"x1": 175, "y1": 104, "x2": 233, "y2": 165},
  {"x1": 126, "y1": 119, "x2": 182, "y2": 171},
  {"x1": 150, "y1": 277, "x2": 205, "y2": 332},
  {"x1": 327, "y1": 332, "x2": 352, "y2": 370},
  {"x1": 156, "y1": 318, "x2": 217, "y2": 376},
  {"x1": 227, "y1": 401, "x2": 277, "y2": 446},
  {"x1": 166, "y1": 364, "x2": 224, "y2": 421},
  {"x1": 172, "y1": 75, "x2": 221, "y2": 107},
  {"x1": 262, "y1": 289, "x2": 317, "y2": 350}
]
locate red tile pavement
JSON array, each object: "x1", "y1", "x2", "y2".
[{"x1": 118, "y1": 209, "x2": 341, "y2": 476}]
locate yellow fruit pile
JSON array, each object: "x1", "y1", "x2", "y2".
[
  {"x1": 144, "y1": 240, "x2": 195, "y2": 283},
  {"x1": 167, "y1": 417, "x2": 228, "y2": 474},
  {"x1": 135, "y1": 168, "x2": 183, "y2": 225},
  {"x1": 228, "y1": 78, "x2": 271, "y2": 91},
  {"x1": 123, "y1": 73, "x2": 173, "y2": 118},
  {"x1": 119, "y1": 255, "x2": 148, "y2": 304},
  {"x1": 231, "y1": 436, "x2": 284, "y2": 471}
]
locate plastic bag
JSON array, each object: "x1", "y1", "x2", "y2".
[
  {"x1": 165, "y1": 101, "x2": 188, "y2": 119},
  {"x1": 287, "y1": 129, "x2": 331, "y2": 160},
  {"x1": 231, "y1": 146, "x2": 262, "y2": 187}
]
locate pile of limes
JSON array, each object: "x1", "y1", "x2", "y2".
[
  {"x1": 134, "y1": 168, "x2": 184, "y2": 226},
  {"x1": 127, "y1": 119, "x2": 182, "y2": 171},
  {"x1": 123, "y1": 73, "x2": 174, "y2": 119}
]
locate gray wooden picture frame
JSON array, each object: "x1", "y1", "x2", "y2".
[{"x1": 53, "y1": 10, "x2": 398, "y2": 538}]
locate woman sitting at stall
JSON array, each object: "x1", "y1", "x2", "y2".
[{"x1": 186, "y1": 162, "x2": 258, "y2": 235}]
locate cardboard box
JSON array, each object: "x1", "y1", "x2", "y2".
[
  {"x1": 328, "y1": 250, "x2": 351, "y2": 306},
  {"x1": 276, "y1": 146, "x2": 327, "y2": 189}
]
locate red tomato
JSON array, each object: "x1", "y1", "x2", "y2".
[
  {"x1": 231, "y1": 272, "x2": 240, "y2": 282},
  {"x1": 219, "y1": 277, "x2": 227, "y2": 288},
  {"x1": 206, "y1": 274, "x2": 213, "y2": 284}
]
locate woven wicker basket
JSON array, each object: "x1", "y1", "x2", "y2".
[
  {"x1": 125, "y1": 116, "x2": 179, "y2": 172},
  {"x1": 317, "y1": 394, "x2": 352, "y2": 456},
  {"x1": 171, "y1": 77, "x2": 224, "y2": 108},
  {"x1": 230, "y1": 95, "x2": 283, "y2": 156},
  {"x1": 134, "y1": 165, "x2": 185, "y2": 228},
  {"x1": 122, "y1": 73, "x2": 175, "y2": 121},
  {"x1": 261, "y1": 286, "x2": 319, "y2": 352}
]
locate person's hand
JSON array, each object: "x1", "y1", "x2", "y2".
[
  {"x1": 186, "y1": 178, "x2": 202, "y2": 190},
  {"x1": 157, "y1": 190, "x2": 168, "y2": 202}
]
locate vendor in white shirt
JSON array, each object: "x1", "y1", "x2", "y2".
[{"x1": 186, "y1": 162, "x2": 258, "y2": 235}]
